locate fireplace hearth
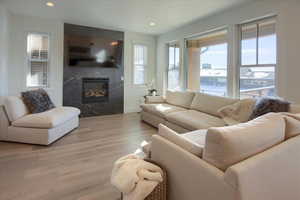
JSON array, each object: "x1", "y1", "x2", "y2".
[{"x1": 82, "y1": 78, "x2": 109, "y2": 104}]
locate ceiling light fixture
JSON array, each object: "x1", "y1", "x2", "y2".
[
  {"x1": 46, "y1": 2, "x2": 55, "y2": 7},
  {"x1": 149, "y1": 22, "x2": 156, "y2": 27}
]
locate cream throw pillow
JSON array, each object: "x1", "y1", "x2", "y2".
[
  {"x1": 203, "y1": 113, "x2": 285, "y2": 171},
  {"x1": 158, "y1": 124, "x2": 204, "y2": 157},
  {"x1": 218, "y1": 98, "x2": 256, "y2": 125}
]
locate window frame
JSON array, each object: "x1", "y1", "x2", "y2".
[
  {"x1": 238, "y1": 16, "x2": 277, "y2": 98},
  {"x1": 26, "y1": 32, "x2": 51, "y2": 89},
  {"x1": 132, "y1": 43, "x2": 148, "y2": 86},
  {"x1": 167, "y1": 41, "x2": 181, "y2": 90},
  {"x1": 184, "y1": 28, "x2": 229, "y2": 96}
]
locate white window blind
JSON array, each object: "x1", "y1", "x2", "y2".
[
  {"x1": 133, "y1": 44, "x2": 147, "y2": 85},
  {"x1": 168, "y1": 42, "x2": 180, "y2": 90},
  {"x1": 239, "y1": 17, "x2": 276, "y2": 98},
  {"x1": 26, "y1": 33, "x2": 50, "y2": 87}
]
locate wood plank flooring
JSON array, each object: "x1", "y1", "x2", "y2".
[{"x1": 0, "y1": 113, "x2": 157, "y2": 200}]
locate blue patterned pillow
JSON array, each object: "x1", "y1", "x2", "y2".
[{"x1": 21, "y1": 89, "x2": 55, "y2": 114}]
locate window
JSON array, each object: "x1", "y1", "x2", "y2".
[
  {"x1": 186, "y1": 30, "x2": 228, "y2": 96},
  {"x1": 167, "y1": 42, "x2": 180, "y2": 90},
  {"x1": 133, "y1": 44, "x2": 147, "y2": 85},
  {"x1": 239, "y1": 18, "x2": 277, "y2": 98},
  {"x1": 26, "y1": 33, "x2": 50, "y2": 87}
]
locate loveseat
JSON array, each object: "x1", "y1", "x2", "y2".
[
  {"x1": 0, "y1": 96, "x2": 80, "y2": 145},
  {"x1": 141, "y1": 90, "x2": 300, "y2": 133}
]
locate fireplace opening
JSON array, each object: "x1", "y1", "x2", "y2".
[{"x1": 82, "y1": 78, "x2": 109, "y2": 104}]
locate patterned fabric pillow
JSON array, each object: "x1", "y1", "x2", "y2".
[
  {"x1": 249, "y1": 97, "x2": 290, "y2": 120},
  {"x1": 21, "y1": 89, "x2": 55, "y2": 114}
]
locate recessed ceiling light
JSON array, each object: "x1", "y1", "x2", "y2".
[
  {"x1": 46, "y1": 2, "x2": 55, "y2": 7},
  {"x1": 149, "y1": 22, "x2": 156, "y2": 27}
]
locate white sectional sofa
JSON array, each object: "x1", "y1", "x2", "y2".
[
  {"x1": 0, "y1": 96, "x2": 80, "y2": 145},
  {"x1": 142, "y1": 91, "x2": 300, "y2": 200},
  {"x1": 141, "y1": 90, "x2": 300, "y2": 133}
]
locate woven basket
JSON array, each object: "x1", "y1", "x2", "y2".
[{"x1": 121, "y1": 159, "x2": 167, "y2": 200}]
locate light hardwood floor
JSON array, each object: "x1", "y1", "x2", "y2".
[{"x1": 0, "y1": 113, "x2": 156, "y2": 200}]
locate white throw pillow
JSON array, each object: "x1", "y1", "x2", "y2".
[
  {"x1": 158, "y1": 124, "x2": 204, "y2": 157},
  {"x1": 218, "y1": 98, "x2": 256, "y2": 125},
  {"x1": 203, "y1": 113, "x2": 285, "y2": 171}
]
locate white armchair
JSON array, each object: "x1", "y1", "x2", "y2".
[{"x1": 0, "y1": 96, "x2": 80, "y2": 145}]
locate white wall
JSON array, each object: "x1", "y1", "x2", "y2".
[
  {"x1": 7, "y1": 14, "x2": 64, "y2": 106},
  {"x1": 124, "y1": 32, "x2": 157, "y2": 113},
  {"x1": 0, "y1": 4, "x2": 10, "y2": 104},
  {"x1": 4, "y1": 13, "x2": 157, "y2": 112},
  {"x1": 156, "y1": 0, "x2": 300, "y2": 103}
]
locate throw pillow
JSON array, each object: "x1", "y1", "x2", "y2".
[
  {"x1": 218, "y1": 98, "x2": 256, "y2": 125},
  {"x1": 249, "y1": 97, "x2": 290, "y2": 120},
  {"x1": 21, "y1": 89, "x2": 55, "y2": 114}
]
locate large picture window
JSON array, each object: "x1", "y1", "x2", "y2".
[
  {"x1": 186, "y1": 30, "x2": 228, "y2": 96},
  {"x1": 239, "y1": 18, "x2": 277, "y2": 98},
  {"x1": 26, "y1": 33, "x2": 50, "y2": 88},
  {"x1": 167, "y1": 42, "x2": 180, "y2": 90},
  {"x1": 133, "y1": 44, "x2": 147, "y2": 85}
]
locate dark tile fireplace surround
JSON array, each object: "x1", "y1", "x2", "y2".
[{"x1": 63, "y1": 24, "x2": 124, "y2": 117}]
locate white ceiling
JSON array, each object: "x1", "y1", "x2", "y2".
[{"x1": 1, "y1": 0, "x2": 256, "y2": 35}]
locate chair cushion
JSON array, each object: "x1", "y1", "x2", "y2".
[
  {"x1": 158, "y1": 124, "x2": 204, "y2": 157},
  {"x1": 165, "y1": 90, "x2": 195, "y2": 108},
  {"x1": 4, "y1": 96, "x2": 29, "y2": 122},
  {"x1": 166, "y1": 110, "x2": 226, "y2": 131},
  {"x1": 12, "y1": 107, "x2": 80, "y2": 129},
  {"x1": 190, "y1": 93, "x2": 238, "y2": 117},
  {"x1": 203, "y1": 113, "x2": 285, "y2": 171},
  {"x1": 140, "y1": 103, "x2": 186, "y2": 119}
]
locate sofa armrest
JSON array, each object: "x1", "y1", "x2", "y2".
[
  {"x1": 0, "y1": 105, "x2": 10, "y2": 140},
  {"x1": 224, "y1": 135, "x2": 300, "y2": 200},
  {"x1": 151, "y1": 135, "x2": 234, "y2": 200},
  {"x1": 145, "y1": 96, "x2": 165, "y2": 104}
]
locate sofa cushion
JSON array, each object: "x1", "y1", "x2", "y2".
[
  {"x1": 190, "y1": 93, "x2": 238, "y2": 117},
  {"x1": 4, "y1": 96, "x2": 29, "y2": 122},
  {"x1": 158, "y1": 124, "x2": 204, "y2": 157},
  {"x1": 145, "y1": 96, "x2": 165, "y2": 104},
  {"x1": 166, "y1": 110, "x2": 226, "y2": 131},
  {"x1": 182, "y1": 129, "x2": 207, "y2": 148},
  {"x1": 203, "y1": 113, "x2": 285, "y2": 171},
  {"x1": 12, "y1": 107, "x2": 80, "y2": 129},
  {"x1": 165, "y1": 90, "x2": 195, "y2": 108},
  {"x1": 140, "y1": 103, "x2": 186, "y2": 119}
]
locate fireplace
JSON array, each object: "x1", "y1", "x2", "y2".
[{"x1": 82, "y1": 78, "x2": 109, "y2": 104}]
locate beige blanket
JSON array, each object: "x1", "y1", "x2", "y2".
[{"x1": 111, "y1": 154, "x2": 163, "y2": 200}]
